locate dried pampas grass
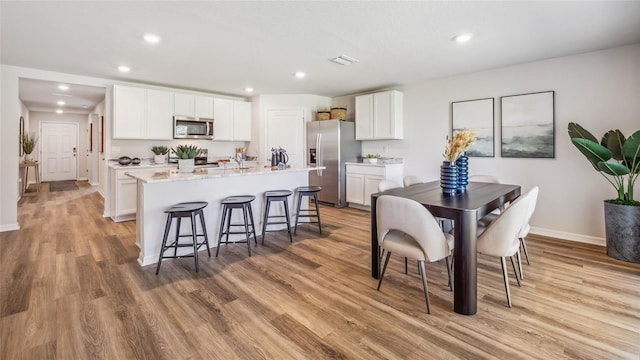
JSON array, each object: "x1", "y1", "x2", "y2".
[{"x1": 444, "y1": 128, "x2": 477, "y2": 162}]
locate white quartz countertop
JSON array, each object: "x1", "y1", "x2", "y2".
[
  {"x1": 109, "y1": 162, "x2": 177, "y2": 170},
  {"x1": 345, "y1": 158, "x2": 404, "y2": 166},
  {"x1": 125, "y1": 165, "x2": 325, "y2": 183}
]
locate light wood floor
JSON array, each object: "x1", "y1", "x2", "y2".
[{"x1": 2, "y1": 183, "x2": 639, "y2": 359}]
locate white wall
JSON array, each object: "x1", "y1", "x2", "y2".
[{"x1": 350, "y1": 44, "x2": 640, "y2": 244}]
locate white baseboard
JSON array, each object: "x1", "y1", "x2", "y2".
[
  {"x1": 0, "y1": 223, "x2": 20, "y2": 232},
  {"x1": 530, "y1": 226, "x2": 605, "y2": 247},
  {"x1": 78, "y1": 177, "x2": 88, "y2": 181}
]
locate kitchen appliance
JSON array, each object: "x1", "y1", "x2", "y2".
[
  {"x1": 173, "y1": 115, "x2": 214, "y2": 139},
  {"x1": 270, "y1": 147, "x2": 289, "y2": 167},
  {"x1": 307, "y1": 120, "x2": 360, "y2": 207}
]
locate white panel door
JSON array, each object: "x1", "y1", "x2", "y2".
[
  {"x1": 41, "y1": 122, "x2": 78, "y2": 182},
  {"x1": 266, "y1": 109, "x2": 304, "y2": 166}
]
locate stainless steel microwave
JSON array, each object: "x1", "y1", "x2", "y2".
[{"x1": 173, "y1": 116, "x2": 214, "y2": 139}]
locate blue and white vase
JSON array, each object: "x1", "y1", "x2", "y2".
[
  {"x1": 456, "y1": 153, "x2": 469, "y2": 193},
  {"x1": 440, "y1": 161, "x2": 458, "y2": 195}
]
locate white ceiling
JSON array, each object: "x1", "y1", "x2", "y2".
[
  {"x1": 3, "y1": 1, "x2": 640, "y2": 113},
  {"x1": 19, "y1": 78, "x2": 106, "y2": 115}
]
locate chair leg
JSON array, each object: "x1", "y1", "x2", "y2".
[
  {"x1": 156, "y1": 214, "x2": 173, "y2": 275},
  {"x1": 294, "y1": 192, "x2": 302, "y2": 235},
  {"x1": 283, "y1": 198, "x2": 293, "y2": 243},
  {"x1": 191, "y1": 213, "x2": 199, "y2": 273},
  {"x1": 198, "y1": 210, "x2": 211, "y2": 257},
  {"x1": 174, "y1": 217, "x2": 182, "y2": 257},
  {"x1": 418, "y1": 260, "x2": 431, "y2": 314},
  {"x1": 404, "y1": 257, "x2": 408, "y2": 275},
  {"x1": 376, "y1": 252, "x2": 392, "y2": 291},
  {"x1": 521, "y1": 237, "x2": 531, "y2": 265},
  {"x1": 445, "y1": 256, "x2": 452, "y2": 291},
  {"x1": 261, "y1": 199, "x2": 271, "y2": 244},
  {"x1": 247, "y1": 203, "x2": 257, "y2": 245},
  {"x1": 216, "y1": 206, "x2": 229, "y2": 257},
  {"x1": 500, "y1": 257, "x2": 512, "y2": 308},
  {"x1": 242, "y1": 206, "x2": 252, "y2": 257},
  {"x1": 313, "y1": 193, "x2": 322, "y2": 234},
  {"x1": 510, "y1": 256, "x2": 521, "y2": 287},
  {"x1": 515, "y1": 249, "x2": 524, "y2": 280}
]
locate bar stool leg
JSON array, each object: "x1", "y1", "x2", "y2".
[
  {"x1": 284, "y1": 198, "x2": 293, "y2": 242},
  {"x1": 198, "y1": 210, "x2": 211, "y2": 257},
  {"x1": 313, "y1": 193, "x2": 322, "y2": 234},
  {"x1": 247, "y1": 203, "x2": 257, "y2": 245},
  {"x1": 174, "y1": 217, "x2": 182, "y2": 257},
  {"x1": 216, "y1": 205, "x2": 229, "y2": 257},
  {"x1": 156, "y1": 214, "x2": 173, "y2": 275},
  {"x1": 191, "y1": 212, "x2": 199, "y2": 272},
  {"x1": 242, "y1": 205, "x2": 252, "y2": 256},
  {"x1": 294, "y1": 192, "x2": 303, "y2": 234},
  {"x1": 261, "y1": 199, "x2": 271, "y2": 244}
]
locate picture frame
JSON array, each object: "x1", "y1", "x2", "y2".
[
  {"x1": 451, "y1": 97, "x2": 494, "y2": 157},
  {"x1": 501, "y1": 91, "x2": 555, "y2": 158},
  {"x1": 19, "y1": 116, "x2": 25, "y2": 156}
]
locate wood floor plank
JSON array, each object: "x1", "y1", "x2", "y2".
[{"x1": 1, "y1": 183, "x2": 639, "y2": 359}]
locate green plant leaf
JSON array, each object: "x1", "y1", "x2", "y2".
[
  {"x1": 622, "y1": 130, "x2": 640, "y2": 167},
  {"x1": 568, "y1": 122, "x2": 597, "y2": 142},
  {"x1": 571, "y1": 138, "x2": 612, "y2": 170},
  {"x1": 600, "y1": 130, "x2": 625, "y2": 160},
  {"x1": 597, "y1": 161, "x2": 630, "y2": 176}
]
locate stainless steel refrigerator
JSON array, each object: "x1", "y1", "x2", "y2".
[{"x1": 307, "y1": 120, "x2": 360, "y2": 207}]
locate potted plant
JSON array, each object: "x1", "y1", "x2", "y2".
[
  {"x1": 172, "y1": 144, "x2": 199, "y2": 173},
  {"x1": 151, "y1": 145, "x2": 169, "y2": 164},
  {"x1": 21, "y1": 132, "x2": 38, "y2": 161},
  {"x1": 365, "y1": 154, "x2": 381, "y2": 163},
  {"x1": 568, "y1": 122, "x2": 640, "y2": 263}
]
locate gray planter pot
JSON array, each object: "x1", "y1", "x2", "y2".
[{"x1": 604, "y1": 201, "x2": 640, "y2": 263}]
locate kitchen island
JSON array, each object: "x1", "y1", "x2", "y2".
[{"x1": 126, "y1": 165, "x2": 324, "y2": 266}]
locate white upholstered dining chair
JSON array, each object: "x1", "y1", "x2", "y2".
[
  {"x1": 476, "y1": 189, "x2": 532, "y2": 308},
  {"x1": 376, "y1": 195, "x2": 454, "y2": 314},
  {"x1": 378, "y1": 180, "x2": 402, "y2": 192},
  {"x1": 517, "y1": 186, "x2": 539, "y2": 268},
  {"x1": 403, "y1": 175, "x2": 423, "y2": 187}
]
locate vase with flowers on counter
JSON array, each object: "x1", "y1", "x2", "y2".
[{"x1": 442, "y1": 128, "x2": 476, "y2": 194}]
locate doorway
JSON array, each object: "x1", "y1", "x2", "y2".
[
  {"x1": 266, "y1": 108, "x2": 304, "y2": 166},
  {"x1": 40, "y1": 121, "x2": 79, "y2": 182}
]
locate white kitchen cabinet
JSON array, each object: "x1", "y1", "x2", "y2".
[
  {"x1": 195, "y1": 95, "x2": 214, "y2": 119},
  {"x1": 355, "y1": 90, "x2": 403, "y2": 140},
  {"x1": 110, "y1": 166, "x2": 174, "y2": 222},
  {"x1": 174, "y1": 93, "x2": 195, "y2": 117},
  {"x1": 213, "y1": 98, "x2": 252, "y2": 141},
  {"x1": 113, "y1": 85, "x2": 146, "y2": 139},
  {"x1": 345, "y1": 163, "x2": 403, "y2": 208},
  {"x1": 146, "y1": 89, "x2": 174, "y2": 140}
]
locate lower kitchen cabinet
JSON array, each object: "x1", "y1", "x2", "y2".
[
  {"x1": 345, "y1": 163, "x2": 403, "y2": 208},
  {"x1": 110, "y1": 166, "x2": 173, "y2": 222}
]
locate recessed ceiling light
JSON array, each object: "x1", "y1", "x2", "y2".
[
  {"x1": 143, "y1": 33, "x2": 161, "y2": 43},
  {"x1": 245, "y1": 87, "x2": 254, "y2": 93},
  {"x1": 56, "y1": 109, "x2": 63, "y2": 114},
  {"x1": 57, "y1": 100, "x2": 65, "y2": 106},
  {"x1": 58, "y1": 84, "x2": 69, "y2": 91},
  {"x1": 118, "y1": 65, "x2": 131, "y2": 73},
  {"x1": 452, "y1": 33, "x2": 473, "y2": 43},
  {"x1": 294, "y1": 71, "x2": 306, "y2": 79}
]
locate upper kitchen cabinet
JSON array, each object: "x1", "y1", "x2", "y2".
[
  {"x1": 173, "y1": 92, "x2": 195, "y2": 117},
  {"x1": 146, "y1": 89, "x2": 174, "y2": 140},
  {"x1": 195, "y1": 95, "x2": 214, "y2": 119},
  {"x1": 355, "y1": 90, "x2": 403, "y2": 140},
  {"x1": 213, "y1": 98, "x2": 251, "y2": 141},
  {"x1": 113, "y1": 85, "x2": 173, "y2": 140}
]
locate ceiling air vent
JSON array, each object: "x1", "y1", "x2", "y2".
[{"x1": 329, "y1": 55, "x2": 359, "y2": 66}]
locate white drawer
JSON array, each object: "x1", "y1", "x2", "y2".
[{"x1": 346, "y1": 164, "x2": 386, "y2": 176}]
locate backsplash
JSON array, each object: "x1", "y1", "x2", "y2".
[{"x1": 110, "y1": 139, "x2": 249, "y2": 161}]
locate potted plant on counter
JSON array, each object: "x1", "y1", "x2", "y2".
[
  {"x1": 365, "y1": 154, "x2": 381, "y2": 163},
  {"x1": 21, "y1": 132, "x2": 38, "y2": 161},
  {"x1": 151, "y1": 145, "x2": 169, "y2": 164},
  {"x1": 568, "y1": 122, "x2": 640, "y2": 263},
  {"x1": 172, "y1": 144, "x2": 199, "y2": 173}
]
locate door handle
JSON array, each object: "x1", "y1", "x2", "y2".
[
  {"x1": 73, "y1": 147, "x2": 77, "y2": 157},
  {"x1": 317, "y1": 134, "x2": 323, "y2": 176}
]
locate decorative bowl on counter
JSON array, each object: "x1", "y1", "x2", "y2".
[
  {"x1": 131, "y1": 157, "x2": 141, "y2": 165},
  {"x1": 118, "y1": 156, "x2": 132, "y2": 165}
]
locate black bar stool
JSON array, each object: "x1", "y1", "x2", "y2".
[
  {"x1": 294, "y1": 186, "x2": 322, "y2": 234},
  {"x1": 261, "y1": 190, "x2": 293, "y2": 244},
  {"x1": 216, "y1": 195, "x2": 257, "y2": 257},
  {"x1": 156, "y1": 201, "x2": 210, "y2": 274}
]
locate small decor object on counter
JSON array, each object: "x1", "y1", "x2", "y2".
[
  {"x1": 131, "y1": 157, "x2": 141, "y2": 165},
  {"x1": 151, "y1": 145, "x2": 169, "y2": 164},
  {"x1": 21, "y1": 132, "x2": 38, "y2": 161},
  {"x1": 317, "y1": 111, "x2": 331, "y2": 121},
  {"x1": 172, "y1": 144, "x2": 199, "y2": 173},
  {"x1": 455, "y1": 153, "x2": 469, "y2": 192},
  {"x1": 118, "y1": 156, "x2": 132, "y2": 165},
  {"x1": 443, "y1": 128, "x2": 476, "y2": 194},
  {"x1": 330, "y1": 107, "x2": 347, "y2": 120},
  {"x1": 440, "y1": 161, "x2": 458, "y2": 195},
  {"x1": 364, "y1": 154, "x2": 381, "y2": 163}
]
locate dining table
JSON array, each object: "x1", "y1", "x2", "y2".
[{"x1": 370, "y1": 181, "x2": 521, "y2": 315}]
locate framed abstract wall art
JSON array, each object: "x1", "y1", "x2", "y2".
[
  {"x1": 501, "y1": 91, "x2": 555, "y2": 158},
  {"x1": 451, "y1": 97, "x2": 494, "y2": 157}
]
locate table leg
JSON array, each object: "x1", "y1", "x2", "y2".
[
  {"x1": 35, "y1": 164, "x2": 40, "y2": 192},
  {"x1": 371, "y1": 194, "x2": 379, "y2": 279},
  {"x1": 453, "y1": 210, "x2": 478, "y2": 315},
  {"x1": 23, "y1": 166, "x2": 29, "y2": 194}
]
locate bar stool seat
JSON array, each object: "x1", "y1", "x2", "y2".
[
  {"x1": 216, "y1": 195, "x2": 258, "y2": 257},
  {"x1": 262, "y1": 190, "x2": 293, "y2": 244},
  {"x1": 294, "y1": 186, "x2": 322, "y2": 234},
  {"x1": 156, "y1": 201, "x2": 210, "y2": 274}
]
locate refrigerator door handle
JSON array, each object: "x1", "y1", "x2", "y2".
[{"x1": 317, "y1": 133, "x2": 323, "y2": 176}]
